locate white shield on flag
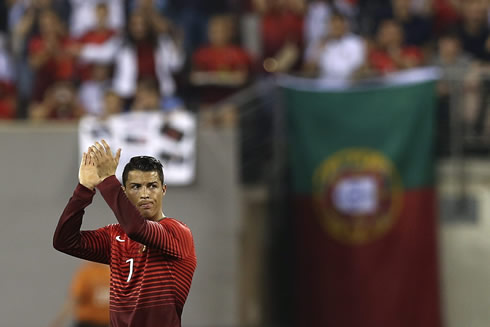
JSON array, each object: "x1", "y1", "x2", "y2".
[{"x1": 332, "y1": 176, "x2": 378, "y2": 215}]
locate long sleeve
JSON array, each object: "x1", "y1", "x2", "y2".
[
  {"x1": 53, "y1": 184, "x2": 111, "y2": 264},
  {"x1": 96, "y1": 176, "x2": 194, "y2": 260}
]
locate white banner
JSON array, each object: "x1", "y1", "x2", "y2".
[{"x1": 78, "y1": 111, "x2": 197, "y2": 185}]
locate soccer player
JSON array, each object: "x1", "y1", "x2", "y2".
[{"x1": 53, "y1": 140, "x2": 196, "y2": 327}]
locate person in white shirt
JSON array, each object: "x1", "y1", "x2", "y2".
[
  {"x1": 304, "y1": 12, "x2": 365, "y2": 81},
  {"x1": 69, "y1": 0, "x2": 124, "y2": 37},
  {"x1": 112, "y1": 11, "x2": 184, "y2": 98},
  {"x1": 78, "y1": 64, "x2": 112, "y2": 116}
]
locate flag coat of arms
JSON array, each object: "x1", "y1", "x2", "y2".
[{"x1": 282, "y1": 70, "x2": 441, "y2": 327}]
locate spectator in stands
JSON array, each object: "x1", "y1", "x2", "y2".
[
  {"x1": 164, "y1": 0, "x2": 232, "y2": 54},
  {"x1": 452, "y1": 0, "x2": 490, "y2": 142},
  {"x1": 303, "y1": 12, "x2": 365, "y2": 81},
  {"x1": 129, "y1": 77, "x2": 185, "y2": 113},
  {"x1": 432, "y1": 0, "x2": 461, "y2": 35},
  {"x1": 66, "y1": 3, "x2": 119, "y2": 119},
  {"x1": 0, "y1": 33, "x2": 17, "y2": 119},
  {"x1": 9, "y1": 0, "x2": 70, "y2": 34},
  {"x1": 191, "y1": 14, "x2": 253, "y2": 104},
  {"x1": 130, "y1": 78, "x2": 161, "y2": 112},
  {"x1": 304, "y1": 0, "x2": 333, "y2": 52},
  {"x1": 100, "y1": 89, "x2": 123, "y2": 119},
  {"x1": 190, "y1": 14, "x2": 253, "y2": 127},
  {"x1": 455, "y1": 0, "x2": 490, "y2": 62},
  {"x1": 367, "y1": 19, "x2": 424, "y2": 75},
  {"x1": 129, "y1": 0, "x2": 178, "y2": 38},
  {"x1": 29, "y1": 81, "x2": 85, "y2": 120},
  {"x1": 112, "y1": 10, "x2": 184, "y2": 100},
  {"x1": 433, "y1": 31, "x2": 473, "y2": 100},
  {"x1": 68, "y1": 0, "x2": 124, "y2": 37},
  {"x1": 72, "y1": 2, "x2": 121, "y2": 82},
  {"x1": 370, "y1": 0, "x2": 433, "y2": 47},
  {"x1": 303, "y1": 0, "x2": 360, "y2": 48},
  {"x1": 28, "y1": 9, "x2": 77, "y2": 103},
  {"x1": 78, "y1": 64, "x2": 112, "y2": 117},
  {"x1": 9, "y1": 0, "x2": 71, "y2": 118},
  {"x1": 254, "y1": 0, "x2": 305, "y2": 73},
  {"x1": 432, "y1": 31, "x2": 474, "y2": 156}
]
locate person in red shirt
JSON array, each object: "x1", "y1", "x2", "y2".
[
  {"x1": 191, "y1": 14, "x2": 253, "y2": 126},
  {"x1": 254, "y1": 0, "x2": 305, "y2": 73},
  {"x1": 368, "y1": 19, "x2": 424, "y2": 75},
  {"x1": 73, "y1": 3, "x2": 120, "y2": 81},
  {"x1": 29, "y1": 81, "x2": 85, "y2": 120},
  {"x1": 53, "y1": 140, "x2": 196, "y2": 327},
  {"x1": 191, "y1": 14, "x2": 253, "y2": 104},
  {"x1": 28, "y1": 9, "x2": 77, "y2": 102}
]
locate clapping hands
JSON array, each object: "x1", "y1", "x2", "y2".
[{"x1": 79, "y1": 140, "x2": 122, "y2": 190}]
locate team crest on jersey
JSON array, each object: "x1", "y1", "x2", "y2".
[{"x1": 313, "y1": 148, "x2": 403, "y2": 244}]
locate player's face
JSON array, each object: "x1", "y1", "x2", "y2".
[{"x1": 123, "y1": 170, "x2": 166, "y2": 221}]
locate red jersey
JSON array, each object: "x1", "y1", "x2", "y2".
[
  {"x1": 261, "y1": 10, "x2": 304, "y2": 58},
  {"x1": 29, "y1": 36, "x2": 77, "y2": 101},
  {"x1": 29, "y1": 36, "x2": 76, "y2": 80},
  {"x1": 368, "y1": 47, "x2": 424, "y2": 74},
  {"x1": 77, "y1": 29, "x2": 118, "y2": 80},
  {"x1": 192, "y1": 45, "x2": 253, "y2": 103},
  {"x1": 193, "y1": 45, "x2": 252, "y2": 72},
  {"x1": 53, "y1": 176, "x2": 197, "y2": 327},
  {"x1": 79, "y1": 29, "x2": 117, "y2": 45}
]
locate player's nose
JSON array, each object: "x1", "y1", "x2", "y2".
[{"x1": 140, "y1": 187, "x2": 150, "y2": 198}]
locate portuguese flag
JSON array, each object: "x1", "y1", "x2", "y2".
[{"x1": 282, "y1": 70, "x2": 441, "y2": 327}]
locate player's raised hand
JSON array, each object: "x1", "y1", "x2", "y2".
[
  {"x1": 79, "y1": 151, "x2": 101, "y2": 190},
  {"x1": 89, "y1": 140, "x2": 121, "y2": 182}
]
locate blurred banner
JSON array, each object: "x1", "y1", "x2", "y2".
[
  {"x1": 282, "y1": 70, "x2": 441, "y2": 327},
  {"x1": 79, "y1": 111, "x2": 196, "y2": 185}
]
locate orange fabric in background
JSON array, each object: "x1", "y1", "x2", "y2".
[{"x1": 71, "y1": 262, "x2": 110, "y2": 325}]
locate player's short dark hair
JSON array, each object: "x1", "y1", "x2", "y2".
[{"x1": 122, "y1": 156, "x2": 164, "y2": 186}]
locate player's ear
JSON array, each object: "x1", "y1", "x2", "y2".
[
  {"x1": 121, "y1": 186, "x2": 126, "y2": 194},
  {"x1": 162, "y1": 184, "x2": 167, "y2": 196}
]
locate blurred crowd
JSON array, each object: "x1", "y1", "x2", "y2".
[{"x1": 0, "y1": 0, "x2": 489, "y2": 135}]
